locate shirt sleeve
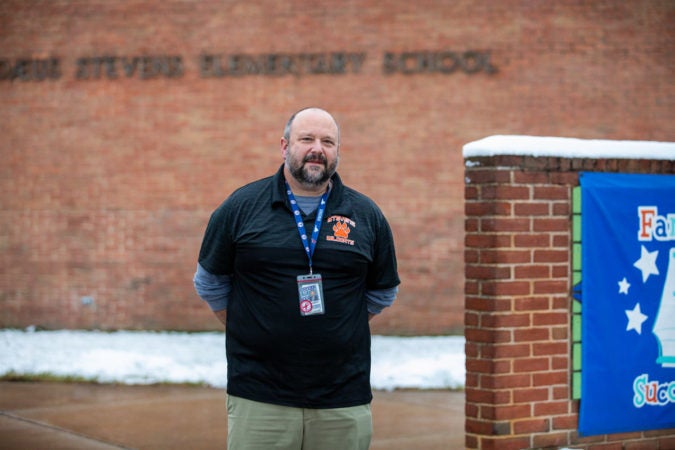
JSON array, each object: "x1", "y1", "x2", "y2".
[
  {"x1": 193, "y1": 263, "x2": 232, "y2": 311},
  {"x1": 367, "y1": 209, "x2": 401, "y2": 290},
  {"x1": 365, "y1": 286, "x2": 398, "y2": 315},
  {"x1": 198, "y1": 200, "x2": 236, "y2": 275}
]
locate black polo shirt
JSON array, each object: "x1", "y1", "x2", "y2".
[{"x1": 198, "y1": 165, "x2": 400, "y2": 408}]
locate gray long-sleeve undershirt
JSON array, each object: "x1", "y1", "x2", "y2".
[{"x1": 193, "y1": 263, "x2": 397, "y2": 315}]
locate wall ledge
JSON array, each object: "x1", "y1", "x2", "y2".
[{"x1": 463, "y1": 135, "x2": 675, "y2": 160}]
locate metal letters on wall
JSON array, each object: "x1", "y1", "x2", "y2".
[{"x1": 0, "y1": 50, "x2": 497, "y2": 82}]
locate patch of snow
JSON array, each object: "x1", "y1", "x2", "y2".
[
  {"x1": 0, "y1": 330, "x2": 465, "y2": 390},
  {"x1": 463, "y1": 135, "x2": 675, "y2": 160}
]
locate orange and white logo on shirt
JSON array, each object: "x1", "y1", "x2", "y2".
[{"x1": 326, "y1": 215, "x2": 355, "y2": 246}]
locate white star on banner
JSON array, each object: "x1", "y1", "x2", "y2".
[
  {"x1": 625, "y1": 303, "x2": 648, "y2": 335},
  {"x1": 618, "y1": 277, "x2": 630, "y2": 295},
  {"x1": 633, "y1": 245, "x2": 659, "y2": 283}
]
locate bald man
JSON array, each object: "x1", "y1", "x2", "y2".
[{"x1": 194, "y1": 107, "x2": 400, "y2": 450}]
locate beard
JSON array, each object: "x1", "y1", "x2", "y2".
[{"x1": 288, "y1": 153, "x2": 338, "y2": 187}]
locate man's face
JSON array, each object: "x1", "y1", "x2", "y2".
[{"x1": 282, "y1": 109, "x2": 339, "y2": 188}]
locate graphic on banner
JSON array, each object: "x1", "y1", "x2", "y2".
[
  {"x1": 653, "y1": 248, "x2": 675, "y2": 368},
  {"x1": 579, "y1": 172, "x2": 675, "y2": 436}
]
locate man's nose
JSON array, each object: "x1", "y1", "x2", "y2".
[
  {"x1": 305, "y1": 148, "x2": 325, "y2": 162},
  {"x1": 308, "y1": 140, "x2": 325, "y2": 152}
]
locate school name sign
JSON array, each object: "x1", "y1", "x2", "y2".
[{"x1": 0, "y1": 50, "x2": 497, "y2": 82}]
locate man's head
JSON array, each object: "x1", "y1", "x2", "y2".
[{"x1": 281, "y1": 108, "x2": 340, "y2": 192}]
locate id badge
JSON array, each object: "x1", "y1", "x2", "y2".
[{"x1": 297, "y1": 274, "x2": 325, "y2": 316}]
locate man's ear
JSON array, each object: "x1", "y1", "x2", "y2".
[{"x1": 280, "y1": 137, "x2": 288, "y2": 160}]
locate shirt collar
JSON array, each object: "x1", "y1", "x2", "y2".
[{"x1": 271, "y1": 164, "x2": 350, "y2": 215}]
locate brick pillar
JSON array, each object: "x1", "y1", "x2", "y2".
[
  {"x1": 463, "y1": 147, "x2": 674, "y2": 450},
  {"x1": 464, "y1": 156, "x2": 575, "y2": 449}
]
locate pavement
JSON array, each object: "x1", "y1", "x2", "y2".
[{"x1": 0, "y1": 382, "x2": 465, "y2": 449}]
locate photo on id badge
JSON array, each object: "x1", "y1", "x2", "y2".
[{"x1": 297, "y1": 274, "x2": 325, "y2": 316}]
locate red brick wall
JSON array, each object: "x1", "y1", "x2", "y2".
[
  {"x1": 1, "y1": 1, "x2": 673, "y2": 332},
  {"x1": 464, "y1": 153, "x2": 675, "y2": 449}
]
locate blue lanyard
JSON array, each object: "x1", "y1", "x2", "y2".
[{"x1": 285, "y1": 182, "x2": 329, "y2": 274}]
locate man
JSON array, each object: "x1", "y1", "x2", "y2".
[{"x1": 194, "y1": 107, "x2": 400, "y2": 449}]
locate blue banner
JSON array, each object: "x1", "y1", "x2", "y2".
[{"x1": 580, "y1": 172, "x2": 675, "y2": 436}]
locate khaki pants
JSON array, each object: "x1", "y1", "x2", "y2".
[{"x1": 227, "y1": 395, "x2": 372, "y2": 450}]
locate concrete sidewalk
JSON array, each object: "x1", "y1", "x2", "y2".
[{"x1": 0, "y1": 382, "x2": 465, "y2": 449}]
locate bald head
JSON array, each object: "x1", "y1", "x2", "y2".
[{"x1": 283, "y1": 108, "x2": 340, "y2": 146}]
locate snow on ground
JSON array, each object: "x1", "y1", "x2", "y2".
[{"x1": 0, "y1": 329, "x2": 465, "y2": 391}]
